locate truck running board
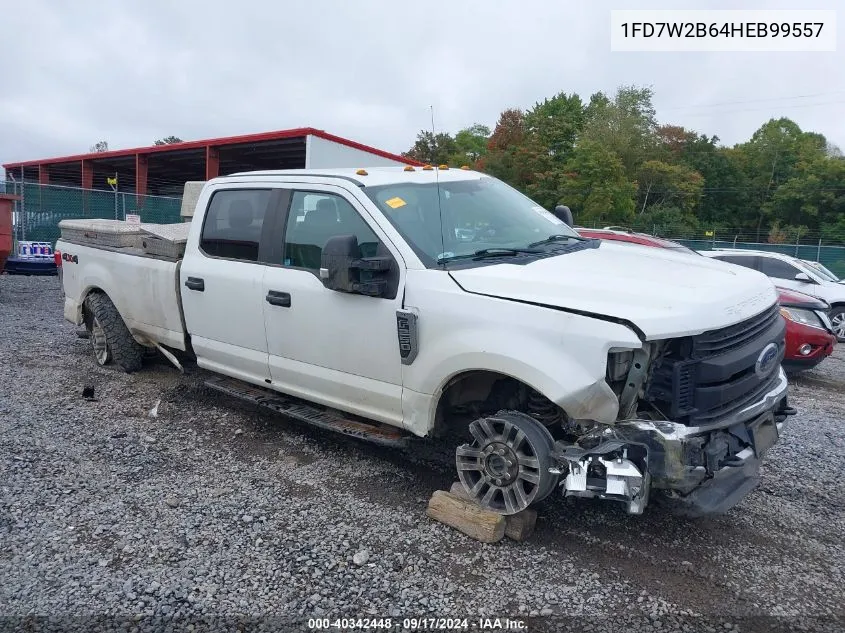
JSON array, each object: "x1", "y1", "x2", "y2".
[{"x1": 204, "y1": 376, "x2": 411, "y2": 449}]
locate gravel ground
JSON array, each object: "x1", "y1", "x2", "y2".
[{"x1": 1, "y1": 275, "x2": 844, "y2": 633}]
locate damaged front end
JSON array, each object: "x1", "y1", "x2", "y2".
[{"x1": 549, "y1": 302, "x2": 794, "y2": 516}]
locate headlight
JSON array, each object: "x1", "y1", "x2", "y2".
[{"x1": 780, "y1": 306, "x2": 825, "y2": 330}]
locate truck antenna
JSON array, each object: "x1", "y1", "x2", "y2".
[{"x1": 431, "y1": 105, "x2": 446, "y2": 265}]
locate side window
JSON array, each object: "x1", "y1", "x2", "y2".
[
  {"x1": 200, "y1": 189, "x2": 271, "y2": 262},
  {"x1": 757, "y1": 256, "x2": 799, "y2": 280},
  {"x1": 283, "y1": 191, "x2": 381, "y2": 270},
  {"x1": 714, "y1": 255, "x2": 757, "y2": 270}
]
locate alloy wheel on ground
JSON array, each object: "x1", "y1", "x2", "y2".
[
  {"x1": 830, "y1": 309, "x2": 845, "y2": 342},
  {"x1": 90, "y1": 316, "x2": 111, "y2": 366},
  {"x1": 456, "y1": 411, "x2": 558, "y2": 515}
]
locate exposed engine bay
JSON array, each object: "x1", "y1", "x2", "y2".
[{"x1": 448, "y1": 302, "x2": 794, "y2": 516}]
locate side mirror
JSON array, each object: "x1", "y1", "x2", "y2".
[
  {"x1": 794, "y1": 272, "x2": 815, "y2": 283},
  {"x1": 320, "y1": 235, "x2": 393, "y2": 297},
  {"x1": 553, "y1": 205, "x2": 573, "y2": 226}
]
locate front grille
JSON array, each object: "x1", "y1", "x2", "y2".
[
  {"x1": 646, "y1": 303, "x2": 785, "y2": 425},
  {"x1": 692, "y1": 367, "x2": 782, "y2": 424},
  {"x1": 693, "y1": 304, "x2": 781, "y2": 358}
]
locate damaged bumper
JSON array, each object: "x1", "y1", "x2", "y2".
[{"x1": 551, "y1": 367, "x2": 793, "y2": 516}]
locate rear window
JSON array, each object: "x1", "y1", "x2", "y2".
[
  {"x1": 757, "y1": 256, "x2": 800, "y2": 280},
  {"x1": 713, "y1": 255, "x2": 757, "y2": 270},
  {"x1": 200, "y1": 189, "x2": 272, "y2": 262}
]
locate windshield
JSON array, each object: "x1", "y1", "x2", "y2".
[
  {"x1": 363, "y1": 177, "x2": 580, "y2": 267},
  {"x1": 803, "y1": 260, "x2": 840, "y2": 282},
  {"x1": 667, "y1": 245, "x2": 699, "y2": 256}
]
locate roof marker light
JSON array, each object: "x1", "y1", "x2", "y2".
[
  {"x1": 439, "y1": 164, "x2": 449, "y2": 170},
  {"x1": 422, "y1": 164, "x2": 434, "y2": 170},
  {"x1": 356, "y1": 169, "x2": 368, "y2": 176},
  {"x1": 404, "y1": 165, "x2": 415, "y2": 172},
  {"x1": 460, "y1": 165, "x2": 470, "y2": 170}
]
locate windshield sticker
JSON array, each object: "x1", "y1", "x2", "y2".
[
  {"x1": 437, "y1": 251, "x2": 455, "y2": 260},
  {"x1": 532, "y1": 206, "x2": 564, "y2": 224},
  {"x1": 385, "y1": 197, "x2": 407, "y2": 209}
]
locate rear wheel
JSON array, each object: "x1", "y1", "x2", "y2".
[
  {"x1": 84, "y1": 293, "x2": 144, "y2": 373},
  {"x1": 456, "y1": 410, "x2": 558, "y2": 515},
  {"x1": 829, "y1": 307, "x2": 845, "y2": 342},
  {"x1": 89, "y1": 312, "x2": 111, "y2": 366}
]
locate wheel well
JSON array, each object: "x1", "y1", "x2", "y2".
[
  {"x1": 432, "y1": 370, "x2": 563, "y2": 438},
  {"x1": 80, "y1": 287, "x2": 107, "y2": 326}
]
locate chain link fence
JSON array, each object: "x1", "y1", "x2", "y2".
[
  {"x1": 4, "y1": 180, "x2": 844, "y2": 278},
  {"x1": 3, "y1": 181, "x2": 182, "y2": 246}
]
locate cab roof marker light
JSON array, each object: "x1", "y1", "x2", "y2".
[
  {"x1": 460, "y1": 165, "x2": 470, "y2": 170},
  {"x1": 356, "y1": 169, "x2": 368, "y2": 176},
  {"x1": 439, "y1": 164, "x2": 449, "y2": 170},
  {"x1": 404, "y1": 165, "x2": 415, "y2": 172},
  {"x1": 422, "y1": 164, "x2": 434, "y2": 171}
]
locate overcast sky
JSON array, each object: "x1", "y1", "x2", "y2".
[{"x1": 1, "y1": 0, "x2": 843, "y2": 171}]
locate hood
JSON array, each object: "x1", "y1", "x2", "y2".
[
  {"x1": 777, "y1": 287, "x2": 829, "y2": 310},
  {"x1": 448, "y1": 241, "x2": 779, "y2": 340}
]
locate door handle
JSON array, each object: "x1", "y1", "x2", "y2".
[
  {"x1": 266, "y1": 290, "x2": 291, "y2": 307},
  {"x1": 185, "y1": 277, "x2": 205, "y2": 291}
]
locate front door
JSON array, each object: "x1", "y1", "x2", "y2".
[
  {"x1": 261, "y1": 186, "x2": 406, "y2": 427},
  {"x1": 180, "y1": 187, "x2": 277, "y2": 383}
]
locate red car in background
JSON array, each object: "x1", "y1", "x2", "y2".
[{"x1": 576, "y1": 227, "x2": 837, "y2": 373}]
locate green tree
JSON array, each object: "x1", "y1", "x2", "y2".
[
  {"x1": 636, "y1": 160, "x2": 704, "y2": 215},
  {"x1": 735, "y1": 118, "x2": 828, "y2": 235},
  {"x1": 677, "y1": 134, "x2": 752, "y2": 228},
  {"x1": 448, "y1": 124, "x2": 490, "y2": 165},
  {"x1": 403, "y1": 131, "x2": 457, "y2": 165},
  {"x1": 524, "y1": 92, "x2": 585, "y2": 163},
  {"x1": 765, "y1": 155, "x2": 845, "y2": 233},
  {"x1": 581, "y1": 85, "x2": 658, "y2": 177},
  {"x1": 558, "y1": 140, "x2": 637, "y2": 226},
  {"x1": 480, "y1": 109, "x2": 564, "y2": 208},
  {"x1": 89, "y1": 140, "x2": 109, "y2": 153},
  {"x1": 154, "y1": 136, "x2": 184, "y2": 145},
  {"x1": 639, "y1": 204, "x2": 701, "y2": 237}
]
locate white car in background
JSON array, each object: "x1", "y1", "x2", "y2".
[{"x1": 700, "y1": 249, "x2": 845, "y2": 341}]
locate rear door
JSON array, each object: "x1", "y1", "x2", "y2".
[
  {"x1": 180, "y1": 187, "x2": 280, "y2": 384},
  {"x1": 261, "y1": 185, "x2": 406, "y2": 427}
]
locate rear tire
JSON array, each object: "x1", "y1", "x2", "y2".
[
  {"x1": 456, "y1": 410, "x2": 559, "y2": 515},
  {"x1": 84, "y1": 293, "x2": 144, "y2": 373}
]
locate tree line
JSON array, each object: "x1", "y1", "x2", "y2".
[{"x1": 403, "y1": 86, "x2": 845, "y2": 243}]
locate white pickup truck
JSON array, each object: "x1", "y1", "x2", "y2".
[{"x1": 56, "y1": 167, "x2": 794, "y2": 517}]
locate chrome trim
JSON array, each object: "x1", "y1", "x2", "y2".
[{"x1": 622, "y1": 367, "x2": 788, "y2": 440}]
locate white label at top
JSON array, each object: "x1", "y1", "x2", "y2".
[{"x1": 611, "y1": 10, "x2": 837, "y2": 52}]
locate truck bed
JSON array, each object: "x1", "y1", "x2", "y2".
[{"x1": 56, "y1": 239, "x2": 187, "y2": 351}]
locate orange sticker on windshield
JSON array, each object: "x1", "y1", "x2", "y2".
[{"x1": 385, "y1": 197, "x2": 407, "y2": 209}]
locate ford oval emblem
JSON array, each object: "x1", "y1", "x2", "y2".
[{"x1": 755, "y1": 343, "x2": 779, "y2": 378}]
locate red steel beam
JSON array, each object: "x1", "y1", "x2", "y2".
[
  {"x1": 135, "y1": 153, "x2": 148, "y2": 208},
  {"x1": 206, "y1": 145, "x2": 219, "y2": 180},
  {"x1": 81, "y1": 160, "x2": 93, "y2": 189}
]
